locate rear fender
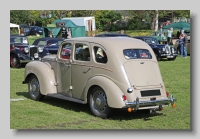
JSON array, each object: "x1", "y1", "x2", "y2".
[
  {"x1": 23, "y1": 61, "x2": 57, "y2": 95},
  {"x1": 83, "y1": 76, "x2": 125, "y2": 108}
]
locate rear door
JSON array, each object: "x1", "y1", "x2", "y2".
[{"x1": 71, "y1": 41, "x2": 92, "y2": 100}]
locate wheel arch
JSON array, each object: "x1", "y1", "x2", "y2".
[
  {"x1": 84, "y1": 76, "x2": 125, "y2": 108},
  {"x1": 23, "y1": 61, "x2": 57, "y2": 95}
]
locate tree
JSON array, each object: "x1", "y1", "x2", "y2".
[
  {"x1": 71, "y1": 10, "x2": 95, "y2": 17},
  {"x1": 10, "y1": 10, "x2": 31, "y2": 25},
  {"x1": 94, "y1": 10, "x2": 122, "y2": 30},
  {"x1": 155, "y1": 10, "x2": 159, "y2": 31}
]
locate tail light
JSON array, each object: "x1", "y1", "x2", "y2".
[
  {"x1": 166, "y1": 92, "x2": 169, "y2": 97},
  {"x1": 122, "y1": 95, "x2": 127, "y2": 101}
]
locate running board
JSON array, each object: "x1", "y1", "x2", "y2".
[{"x1": 47, "y1": 93, "x2": 85, "y2": 104}]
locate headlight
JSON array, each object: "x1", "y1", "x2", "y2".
[
  {"x1": 34, "y1": 53, "x2": 39, "y2": 58},
  {"x1": 24, "y1": 47, "x2": 29, "y2": 53},
  {"x1": 38, "y1": 47, "x2": 44, "y2": 53},
  {"x1": 162, "y1": 48, "x2": 166, "y2": 51}
]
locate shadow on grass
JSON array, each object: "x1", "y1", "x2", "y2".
[{"x1": 16, "y1": 92, "x2": 166, "y2": 121}]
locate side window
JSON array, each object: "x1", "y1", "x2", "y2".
[
  {"x1": 38, "y1": 41, "x2": 46, "y2": 46},
  {"x1": 14, "y1": 37, "x2": 21, "y2": 43},
  {"x1": 74, "y1": 43, "x2": 90, "y2": 61},
  {"x1": 94, "y1": 46, "x2": 107, "y2": 64},
  {"x1": 144, "y1": 39, "x2": 152, "y2": 44},
  {"x1": 60, "y1": 43, "x2": 72, "y2": 60}
]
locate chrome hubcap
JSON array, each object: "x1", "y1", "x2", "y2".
[
  {"x1": 30, "y1": 78, "x2": 40, "y2": 97},
  {"x1": 93, "y1": 91, "x2": 107, "y2": 112},
  {"x1": 32, "y1": 84, "x2": 36, "y2": 92}
]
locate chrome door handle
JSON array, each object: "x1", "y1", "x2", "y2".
[{"x1": 83, "y1": 67, "x2": 91, "y2": 73}]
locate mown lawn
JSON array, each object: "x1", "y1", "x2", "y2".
[{"x1": 10, "y1": 56, "x2": 190, "y2": 129}]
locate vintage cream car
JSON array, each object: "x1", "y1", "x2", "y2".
[{"x1": 22, "y1": 37, "x2": 176, "y2": 118}]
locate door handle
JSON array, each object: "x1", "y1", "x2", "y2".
[{"x1": 83, "y1": 67, "x2": 91, "y2": 73}]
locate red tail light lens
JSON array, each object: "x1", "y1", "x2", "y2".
[
  {"x1": 122, "y1": 95, "x2": 127, "y2": 101},
  {"x1": 166, "y1": 92, "x2": 169, "y2": 97}
]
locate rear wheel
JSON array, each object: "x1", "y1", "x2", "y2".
[
  {"x1": 10, "y1": 54, "x2": 21, "y2": 68},
  {"x1": 28, "y1": 75, "x2": 44, "y2": 101},
  {"x1": 89, "y1": 87, "x2": 111, "y2": 118}
]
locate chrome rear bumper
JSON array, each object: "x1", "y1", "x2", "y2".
[{"x1": 125, "y1": 94, "x2": 176, "y2": 110}]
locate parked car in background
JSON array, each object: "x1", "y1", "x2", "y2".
[
  {"x1": 20, "y1": 24, "x2": 30, "y2": 36},
  {"x1": 95, "y1": 33, "x2": 131, "y2": 37},
  {"x1": 10, "y1": 34, "x2": 50, "y2": 68},
  {"x1": 22, "y1": 37, "x2": 176, "y2": 118},
  {"x1": 133, "y1": 36, "x2": 178, "y2": 61},
  {"x1": 32, "y1": 37, "x2": 64, "y2": 54},
  {"x1": 29, "y1": 26, "x2": 43, "y2": 36}
]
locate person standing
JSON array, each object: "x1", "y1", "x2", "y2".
[
  {"x1": 167, "y1": 27, "x2": 173, "y2": 45},
  {"x1": 120, "y1": 30, "x2": 124, "y2": 34},
  {"x1": 178, "y1": 34, "x2": 184, "y2": 57},
  {"x1": 176, "y1": 31, "x2": 180, "y2": 39},
  {"x1": 183, "y1": 33, "x2": 188, "y2": 58}
]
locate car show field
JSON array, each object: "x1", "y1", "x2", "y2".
[{"x1": 10, "y1": 35, "x2": 190, "y2": 129}]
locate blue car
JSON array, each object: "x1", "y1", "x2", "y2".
[
  {"x1": 133, "y1": 36, "x2": 178, "y2": 61},
  {"x1": 29, "y1": 26, "x2": 43, "y2": 35},
  {"x1": 20, "y1": 24, "x2": 30, "y2": 36}
]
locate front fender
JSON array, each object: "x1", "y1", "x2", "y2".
[
  {"x1": 10, "y1": 48, "x2": 30, "y2": 60},
  {"x1": 39, "y1": 48, "x2": 50, "y2": 58},
  {"x1": 23, "y1": 61, "x2": 57, "y2": 95},
  {"x1": 84, "y1": 76, "x2": 126, "y2": 108}
]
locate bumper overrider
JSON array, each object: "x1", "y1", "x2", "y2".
[
  {"x1": 160, "y1": 46, "x2": 178, "y2": 58},
  {"x1": 125, "y1": 94, "x2": 176, "y2": 111}
]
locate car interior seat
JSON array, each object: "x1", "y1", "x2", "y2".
[{"x1": 83, "y1": 48, "x2": 90, "y2": 61}]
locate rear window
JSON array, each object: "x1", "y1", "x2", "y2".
[{"x1": 123, "y1": 49, "x2": 152, "y2": 59}]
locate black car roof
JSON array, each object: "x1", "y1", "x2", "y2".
[{"x1": 95, "y1": 33, "x2": 130, "y2": 37}]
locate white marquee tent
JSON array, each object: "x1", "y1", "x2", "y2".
[{"x1": 10, "y1": 23, "x2": 20, "y2": 34}]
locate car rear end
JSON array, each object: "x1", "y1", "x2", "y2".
[{"x1": 121, "y1": 48, "x2": 176, "y2": 112}]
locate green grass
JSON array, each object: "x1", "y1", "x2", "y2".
[
  {"x1": 27, "y1": 35, "x2": 42, "y2": 45},
  {"x1": 10, "y1": 56, "x2": 190, "y2": 129}
]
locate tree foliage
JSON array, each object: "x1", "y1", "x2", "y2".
[
  {"x1": 10, "y1": 10, "x2": 190, "y2": 31},
  {"x1": 10, "y1": 10, "x2": 31, "y2": 25}
]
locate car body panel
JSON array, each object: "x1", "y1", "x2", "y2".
[
  {"x1": 23, "y1": 60, "x2": 57, "y2": 94},
  {"x1": 23, "y1": 37, "x2": 176, "y2": 112}
]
